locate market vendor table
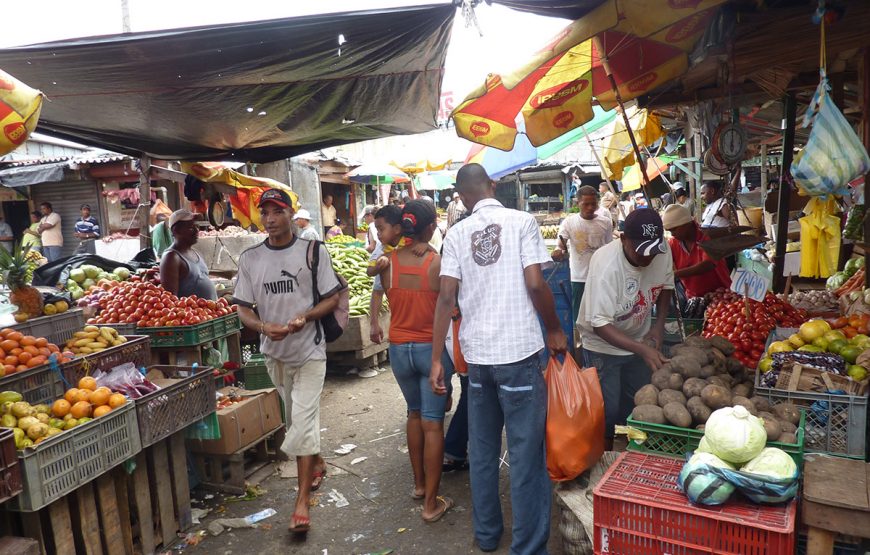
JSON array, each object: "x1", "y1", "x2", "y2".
[
  {"x1": 802, "y1": 455, "x2": 870, "y2": 554},
  {"x1": 192, "y1": 235, "x2": 266, "y2": 274},
  {"x1": 95, "y1": 237, "x2": 141, "y2": 263}
]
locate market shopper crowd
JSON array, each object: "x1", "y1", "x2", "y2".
[{"x1": 226, "y1": 165, "x2": 744, "y2": 552}]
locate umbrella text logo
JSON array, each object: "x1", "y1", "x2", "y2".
[
  {"x1": 553, "y1": 111, "x2": 575, "y2": 129},
  {"x1": 665, "y1": 11, "x2": 711, "y2": 43},
  {"x1": 530, "y1": 80, "x2": 589, "y2": 110},
  {"x1": 470, "y1": 121, "x2": 491, "y2": 138},
  {"x1": 627, "y1": 72, "x2": 658, "y2": 94},
  {"x1": 3, "y1": 122, "x2": 26, "y2": 145}
]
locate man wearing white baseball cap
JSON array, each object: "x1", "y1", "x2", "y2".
[
  {"x1": 293, "y1": 209, "x2": 320, "y2": 241},
  {"x1": 577, "y1": 208, "x2": 674, "y2": 450}
]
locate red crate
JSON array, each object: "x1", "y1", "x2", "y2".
[{"x1": 593, "y1": 452, "x2": 796, "y2": 555}]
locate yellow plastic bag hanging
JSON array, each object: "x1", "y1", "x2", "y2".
[
  {"x1": 799, "y1": 197, "x2": 840, "y2": 278},
  {"x1": 0, "y1": 69, "x2": 43, "y2": 156}
]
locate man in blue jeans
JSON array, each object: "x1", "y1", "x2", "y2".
[
  {"x1": 431, "y1": 163, "x2": 567, "y2": 554},
  {"x1": 577, "y1": 209, "x2": 674, "y2": 450}
]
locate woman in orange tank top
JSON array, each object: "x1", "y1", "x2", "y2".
[{"x1": 379, "y1": 199, "x2": 454, "y2": 523}]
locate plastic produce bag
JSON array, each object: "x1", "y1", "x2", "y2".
[
  {"x1": 793, "y1": 76, "x2": 870, "y2": 198},
  {"x1": 545, "y1": 355, "x2": 604, "y2": 481},
  {"x1": 0, "y1": 70, "x2": 43, "y2": 156}
]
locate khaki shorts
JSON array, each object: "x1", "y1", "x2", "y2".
[{"x1": 264, "y1": 357, "x2": 327, "y2": 457}]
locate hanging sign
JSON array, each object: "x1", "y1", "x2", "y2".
[{"x1": 731, "y1": 268, "x2": 770, "y2": 302}]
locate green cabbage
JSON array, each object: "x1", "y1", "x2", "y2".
[
  {"x1": 826, "y1": 272, "x2": 847, "y2": 290},
  {"x1": 740, "y1": 447, "x2": 797, "y2": 480},
  {"x1": 704, "y1": 406, "x2": 767, "y2": 464},
  {"x1": 679, "y1": 452, "x2": 736, "y2": 505},
  {"x1": 696, "y1": 435, "x2": 713, "y2": 454},
  {"x1": 689, "y1": 451, "x2": 735, "y2": 470}
]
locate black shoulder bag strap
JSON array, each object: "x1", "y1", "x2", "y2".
[{"x1": 308, "y1": 240, "x2": 324, "y2": 345}]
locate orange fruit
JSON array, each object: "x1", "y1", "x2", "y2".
[
  {"x1": 0, "y1": 339, "x2": 17, "y2": 352},
  {"x1": 0, "y1": 328, "x2": 13, "y2": 337},
  {"x1": 64, "y1": 388, "x2": 80, "y2": 403},
  {"x1": 88, "y1": 389, "x2": 110, "y2": 407},
  {"x1": 78, "y1": 377, "x2": 97, "y2": 391},
  {"x1": 52, "y1": 399, "x2": 71, "y2": 417},
  {"x1": 47, "y1": 344, "x2": 60, "y2": 353},
  {"x1": 108, "y1": 393, "x2": 126, "y2": 409},
  {"x1": 93, "y1": 405, "x2": 112, "y2": 418},
  {"x1": 17, "y1": 352, "x2": 31, "y2": 364},
  {"x1": 15, "y1": 365, "x2": 27, "y2": 373},
  {"x1": 3, "y1": 365, "x2": 15, "y2": 375},
  {"x1": 35, "y1": 337, "x2": 48, "y2": 348},
  {"x1": 95, "y1": 386, "x2": 111, "y2": 395},
  {"x1": 9, "y1": 348, "x2": 21, "y2": 356},
  {"x1": 27, "y1": 356, "x2": 46, "y2": 368},
  {"x1": 70, "y1": 401, "x2": 92, "y2": 419},
  {"x1": 38, "y1": 347, "x2": 51, "y2": 357},
  {"x1": 72, "y1": 389, "x2": 90, "y2": 404},
  {"x1": 7, "y1": 332, "x2": 23, "y2": 343},
  {"x1": 23, "y1": 346, "x2": 39, "y2": 356},
  {"x1": 4, "y1": 356, "x2": 17, "y2": 367},
  {"x1": 20, "y1": 336, "x2": 36, "y2": 346}
]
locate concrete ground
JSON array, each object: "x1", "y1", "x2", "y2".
[{"x1": 180, "y1": 367, "x2": 566, "y2": 555}]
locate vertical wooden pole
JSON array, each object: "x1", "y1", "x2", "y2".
[
  {"x1": 861, "y1": 51, "x2": 870, "y2": 286},
  {"x1": 773, "y1": 93, "x2": 797, "y2": 293},
  {"x1": 139, "y1": 155, "x2": 151, "y2": 250}
]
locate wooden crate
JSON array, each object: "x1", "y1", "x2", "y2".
[
  {"x1": 775, "y1": 363, "x2": 868, "y2": 396},
  {"x1": 191, "y1": 425, "x2": 284, "y2": 495},
  {"x1": 7, "y1": 431, "x2": 193, "y2": 555},
  {"x1": 326, "y1": 312, "x2": 390, "y2": 353}
]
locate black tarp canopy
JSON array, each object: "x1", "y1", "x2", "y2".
[{"x1": 0, "y1": 4, "x2": 454, "y2": 163}]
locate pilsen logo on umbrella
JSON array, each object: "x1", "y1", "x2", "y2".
[
  {"x1": 4, "y1": 122, "x2": 26, "y2": 145},
  {"x1": 553, "y1": 111, "x2": 575, "y2": 129},
  {"x1": 470, "y1": 121, "x2": 491, "y2": 138},
  {"x1": 529, "y1": 79, "x2": 589, "y2": 110},
  {"x1": 627, "y1": 72, "x2": 659, "y2": 94},
  {"x1": 666, "y1": 11, "x2": 713, "y2": 42}
]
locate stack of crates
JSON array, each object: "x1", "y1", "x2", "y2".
[{"x1": 242, "y1": 354, "x2": 285, "y2": 422}]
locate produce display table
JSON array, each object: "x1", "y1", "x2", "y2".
[
  {"x1": 802, "y1": 455, "x2": 870, "y2": 554},
  {"x1": 326, "y1": 312, "x2": 390, "y2": 369},
  {"x1": 145, "y1": 313, "x2": 242, "y2": 366},
  {"x1": 192, "y1": 235, "x2": 266, "y2": 274}
]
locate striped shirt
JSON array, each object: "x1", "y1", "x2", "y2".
[{"x1": 75, "y1": 217, "x2": 101, "y2": 237}]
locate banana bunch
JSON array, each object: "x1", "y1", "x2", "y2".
[
  {"x1": 65, "y1": 326, "x2": 128, "y2": 355},
  {"x1": 326, "y1": 245, "x2": 389, "y2": 317},
  {"x1": 540, "y1": 225, "x2": 559, "y2": 240},
  {"x1": 326, "y1": 234, "x2": 358, "y2": 245}
]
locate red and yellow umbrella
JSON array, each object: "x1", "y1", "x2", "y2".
[{"x1": 452, "y1": 0, "x2": 725, "y2": 152}]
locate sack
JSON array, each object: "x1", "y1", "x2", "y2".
[
  {"x1": 793, "y1": 76, "x2": 870, "y2": 198},
  {"x1": 308, "y1": 240, "x2": 349, "y2": 343},
  {"x1": 545, "y1": 355, "x2": 605, "y2": 481}
]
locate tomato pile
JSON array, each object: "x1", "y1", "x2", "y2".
[
  {"x1": 85, "y1": 282, "x2": 236, "y2": 327},
  {"x1": 703, "y1": 292, "x2": 808, "y2": 368}
]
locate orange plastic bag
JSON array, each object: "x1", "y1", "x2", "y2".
[{"x1": 545, "y1": 355, "x2": 604, "y2": 481}]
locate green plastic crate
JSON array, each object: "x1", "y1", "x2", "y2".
[
  {"x1": 243, "y1": 356, "x2": 285, "y2": 422},
  {"x1": 139, "y1": 313, "x2": 240, "y2": 348},
  {"x1": 626, "y1": 410, "x2": 806, "y2": 468}
]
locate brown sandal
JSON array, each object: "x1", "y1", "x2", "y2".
[{"x1": 422, "y1": 496, "x2": 454, "y2": 523}]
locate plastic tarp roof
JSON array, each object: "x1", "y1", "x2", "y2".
[{"x1": 0, "y1": 5, "x2": 455, "y2": 163}]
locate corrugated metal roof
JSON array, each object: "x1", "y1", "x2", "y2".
[{"x1": 0, "y1": 153, "x2": 131, "y2": 168}]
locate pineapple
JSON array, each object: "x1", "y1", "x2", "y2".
[{"x1": 0, "y1": 243, "x2": 43, "y2": 319}]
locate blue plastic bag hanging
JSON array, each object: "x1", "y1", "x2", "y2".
[{"x1": 793, "y1": 72, "x2": 870, "y2": 198}]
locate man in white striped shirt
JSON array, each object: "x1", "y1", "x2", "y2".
[{"x1": 430, "y1": 163, "x2": 566, "y2": 554}]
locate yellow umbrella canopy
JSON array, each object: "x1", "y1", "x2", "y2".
[
  {"x1": 602, "y1": 106, "x2": 666, "y2": 180},
  {"x1": 452, "y1": 0, "x2": 725, "y2": 152},
  {"x1": 0, "y1": 69, "x2": 43, "y2": 156}
]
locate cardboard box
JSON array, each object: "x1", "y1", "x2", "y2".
[{"x1": 189, "y1": 387, "x2": 282, "y2": 455}]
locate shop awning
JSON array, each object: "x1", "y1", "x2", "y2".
[
  {"x1": 0, "y1": 162, "x2": 66, "y2": 188},
  {"x1": 0, "y1": 5, "x2": 455, "y2": 163}
]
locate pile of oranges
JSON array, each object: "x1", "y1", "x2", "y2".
[
  {"x1": 51, "y1": 376, "x2": 126, "y2": 420},
  {"x1": 0, "y1": 328, "x2": 72, "y2": 376}
]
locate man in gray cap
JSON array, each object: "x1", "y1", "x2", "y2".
[{"x1": 577, "y1": 208, "x2": 674, "y2": 450}]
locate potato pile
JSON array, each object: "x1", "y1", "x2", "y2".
[{"x1": 631, "y1": 335, "x2": 801, "y2": 443}]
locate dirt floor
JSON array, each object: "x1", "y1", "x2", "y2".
[{"x1": 176, "y1": 366, "x2": 567, "y2": 555}]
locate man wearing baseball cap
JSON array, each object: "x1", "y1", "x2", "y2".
[
  {"x1": 160, "y1": 209, "x2": 217, "y2": 301},
  {"x1": 233, "y1": 187, "x2": 342, "y2": 536},
  {"x1": 662, "y1": 204, "x2": 730, "y2": 298},
  {"x1": 293, "y1": 208, "x2": 321, "y2": 242},
  {"x1": 577, "y1": 209, "x2": 674, "y2": 449}
]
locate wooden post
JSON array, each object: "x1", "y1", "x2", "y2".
[
  {"x1": 139, "y1": 155, "x2": 151, "y2": 250},
  {"x1": 862, "y1": 51, "x2": 870, "y2": 286},
  {"x1": 773, "y1": 93, "x2": 797, "y2": 293},
  {"x1": 760, "y1": 144, "x2": 768, "y2": 201}
]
